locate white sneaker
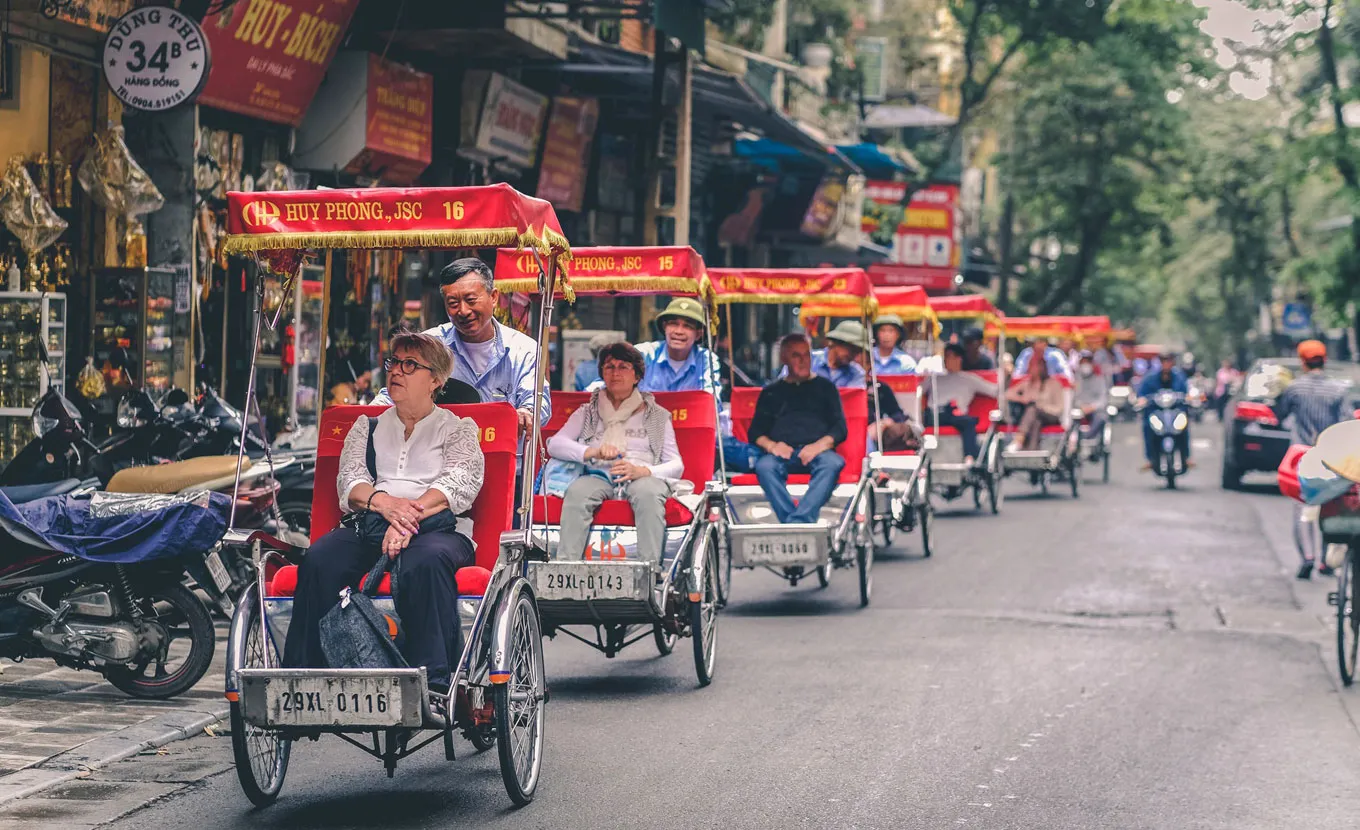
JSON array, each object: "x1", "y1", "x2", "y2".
[{"x1": 1326, "y1": 543, "x2": 1348, "y2": 570}]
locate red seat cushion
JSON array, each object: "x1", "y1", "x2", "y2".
[
  {"x1": 729, "y1": 386, "x2": 866, "y2": 485},
  {"x1": 926, "y1": 426, "x2": 961, "y2": 436},
  {"x1": 266, "y1": 564, "x2": 493, "y2": 598},
  {"x1": 733, "y1": 473, "x2": 822, "y2": 486},
  {"x1": 997, "y1": 424, "x2": 1067, "y2": 435},
  {"x1": 529, "y1": 495, "x2": 693, "y2": 527}
]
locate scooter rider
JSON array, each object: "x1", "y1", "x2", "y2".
[{"x1": 1136, "y1": 351, "x2": 1190, "y2": 472}]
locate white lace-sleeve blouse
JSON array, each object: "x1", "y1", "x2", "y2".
[{"x1": 337, "y1": 407, "x2": 484, "y2": 518}]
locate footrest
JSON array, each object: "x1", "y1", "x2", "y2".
[
  {"x1": 1002, "y1": 450, "x2": 1052, "y2": 471},
  {"x1": 728, "y1": 521, "x2": 831, "y2": 568},
  {"x1": 870, "y1": 452, "x2": 923, "y2": 483},
  {"x1": 238, "y1": 667, "x2": 426, "y2": 729}
]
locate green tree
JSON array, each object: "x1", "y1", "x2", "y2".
[{"x1": 995, "y1": 3, "x2": 1210, "y2": 313}]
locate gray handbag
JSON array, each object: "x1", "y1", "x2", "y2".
[{"x1": 319, "y1": 554, "x2": 407, "y2": 670}]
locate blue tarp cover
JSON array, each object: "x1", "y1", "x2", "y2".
[{"x1": 0, "y1": 491, "x2": 231, "y2": 564}]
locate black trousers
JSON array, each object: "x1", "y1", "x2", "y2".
[
  {"x1": 282, "y1": 526, "x2": 475, "y2": 687},
  {"x1": 926, "y1": 409, "x2": 980, "y2": 459}
]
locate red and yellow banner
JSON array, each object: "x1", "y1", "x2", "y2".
[
  {"x1": 986, "y1": 315, "x2": 1076, "y2": 342},
  {"x1": 800, "y1": 284, "x2": 937, "y2": 333},
  {"x1": 708, "y1": 267, "x2": 875, "y2": 317},
  {"x1": 494, "y1": 245, "x2": 705, "y2": 297},
  {"x1": 198, "y1": 0, "x2": 360, "y2": 126},
  {"x1": 927, "y1": 294, "x2": 1001, "y2": 323}
]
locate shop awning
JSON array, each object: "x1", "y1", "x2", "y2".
[{"x1": 835, "y1": 143, "x2": 921, "y2": 177}]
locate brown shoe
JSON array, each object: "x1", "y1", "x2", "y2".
[{"x1": 1139, "y1": 462, "x2": 1152, "y2": 472}]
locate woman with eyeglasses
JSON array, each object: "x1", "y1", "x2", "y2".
[{"x1": 283, "y1": 331, "x2": 485, "y2": 702}]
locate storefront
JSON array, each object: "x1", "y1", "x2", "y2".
[{"x1": 0, "y1": 2, "x2": 156, "y2": 460}]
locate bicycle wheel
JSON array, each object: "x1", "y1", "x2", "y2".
[
  {"x1": 495, "y1": 589, "x2": 546, "y2": 806},
  {"x1": 229, "y1": 588, "x2": 290, "y2": 807},
  {"x1": 653, "y1": 624, "x2": 677, "y2": 656},
  {"x1": 691, "y1": 531, "x2": 719, "y2": 687},
  {"x1": 857, "y1": 541, "x2": 874, "y2": 608},
  {"x1": 1338, "y1": 549, "x2": 1358, "y2": 687}
]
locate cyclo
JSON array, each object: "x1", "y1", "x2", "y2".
[
  {"x1": 991, "y1": 316, "x2": 1082, "y2": 498},
  {"x1": 218, "y1": 184, "x2": 558, "y2": 807},
  {"x1": 799, "y1": 285, "x2": 937, "y2": 555},
  {"x1": 492, "y1": 246, "x2": 721, "y2": 685},
  {"x1": 919, "y1": 293, "x2": 1008, "y2": 514},
  {"x1": 1065, "y1": 315, "x2": 1115, "y2": 483},
  {"x1": 708, "y1": 266, "x2": 877, "y2": 607}
]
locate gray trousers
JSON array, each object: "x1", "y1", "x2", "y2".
[{"x1": 557, "y1": 475, "x2": 671, "y2": 564}]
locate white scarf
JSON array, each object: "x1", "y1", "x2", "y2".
[{"x1": 598, "y1": 389, "x2": 645, "y2": 451}]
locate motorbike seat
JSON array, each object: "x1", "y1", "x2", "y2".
[
  {"x1": 106, "y1": 456, "x2": 242, "y2": 494},
  {"x1": 0, "y1": 478, "x2": 83, "y2": 504}
]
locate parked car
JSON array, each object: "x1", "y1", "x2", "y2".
[{"x1": 1220, "y1": 357, "x2": 1360, "y2": 489}]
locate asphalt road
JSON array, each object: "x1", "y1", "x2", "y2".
[{"x1": 9, "y1": 423, "x2": 1360, "y2": 830}]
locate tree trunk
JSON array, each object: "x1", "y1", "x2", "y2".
[
  {"x1": 1036, "y1": 216, "x2": 1105, "y2": 314},
  {"x1": 996, "y1": 192, "x2": 1015, "y2": 313}
]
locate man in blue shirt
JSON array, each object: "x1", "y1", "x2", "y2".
[
  {"x1": 375, "y1": 257, "x2": 548, "y2": 433},
  {"x1": 1136, "y1": 351, "x2": 1190, "y2": 471},
  {"x1": 812, "y1": 320, "x2": 869, "y2": 389},
  {"x1": 872, "y1": 314, "x2": 917, "y2": 375},
  {"x1": 1014, "y1": 338, "x2": 1074, "y2": 380},
  {"x1": 633, "y1": 297, "x2": 720, "y2": 394}
]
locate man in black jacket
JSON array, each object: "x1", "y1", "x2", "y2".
[{"x1": 748, "y1": 334, "x2": 848, "y2": 523}]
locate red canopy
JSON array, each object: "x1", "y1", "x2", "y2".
[
  {"x1": 928, "y1": 294, "x2": 1001, "y2": 323},
  {"x1": 222, "y1": 183, "x2": 570, "y2": 262},
  {"x1": 987, "y1": 316, "x2": 1074, "y2": 341},
  {"x1": 493, "y1": 246, "x2": 706, "y2": 297},
  {"x1": 708, "y1": 267, "x2": 876, "y2": 317}
]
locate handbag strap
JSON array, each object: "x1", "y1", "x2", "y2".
[
  {"x1": 359, "y1": 545, "x2": 401, "y2": 603},
  {"x1": 364, "y1": 416, "x2": 379, "y2": 479}
]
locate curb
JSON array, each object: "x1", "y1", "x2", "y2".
[{"x1": 0, "y1": 704, "x2": 230, "y2": 807}]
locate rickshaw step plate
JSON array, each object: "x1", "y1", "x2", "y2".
[
  {"x1": 1002, "y1": 450, "x2": 1051, "y2": 471},
  {"x1": 728, "y1": 522, "x2": 831, "y2": 568},
  {"x1": 530, "y1": 560, "x2": 654, "y2": 602},
  {"x1": 537, "y1": 599, "x2": 657, "y2": 625},
  {"x1": 238, "y1": 668, "x2": 426, "y2": 729}
]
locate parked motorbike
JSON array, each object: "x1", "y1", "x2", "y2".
[
  {"x1": 0, "y1": 490, "x2": 228, "y2": 699},
  {"x1": 1140, "y1": 389, "x2": 1190, "y2": 489}
]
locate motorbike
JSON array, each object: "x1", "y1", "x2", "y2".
[
  {"x1": 1139, "y1": 389, "x2": 1190, "y2": 489},
  {"x1": 0, "y1": 490, "x2": 229, "y2": 699},
  {"x1": 1186, "y1": 383, "x2": 1209, "y2": 423},
  {"x1": 1108, "y1": 384, "x2": 1136, "y2": 422}
]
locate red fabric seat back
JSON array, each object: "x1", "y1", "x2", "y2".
[
  {"x1": 920, "y1": 370, "x2": 1001, "y2": 424},
  {"x1": 313, "y1": 403, "x2": 518, "y2": 572},
  {"x1": 730, "y1": 386, "x2": 867, "y2": 480},
  {"x1": 545, "y1": 390, "x2": 718, "y2": 489},
  {"x1": 879, "y1": 374, "x2": 921, "y2": 421},
  {"x1": 1278, "y1": 443, "x2": 1307, "y2": 503}
]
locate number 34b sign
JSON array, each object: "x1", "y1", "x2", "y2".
[{"x1": 103, "y1": 7, "x2": 210, "y2": 112}]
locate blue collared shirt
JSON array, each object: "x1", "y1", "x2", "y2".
[
  {"x1": 573, "y1": 358, "x2": 599, "y2": 392},
  {"x1": 1015, "y1": 347, "x2": 1074, "y2": 380},
  {"x1": 873, "y1": 349, "x2": 917, "y2": 375},
  {"x1": 375, "y1": 319, "x2": 550, "y2": 423},
  {"x1": 635, "y1": 340, "x2": 721, "y2": 394},
  {"x1": 811, "y1": 350, "x2": 866, "y2": 389}
]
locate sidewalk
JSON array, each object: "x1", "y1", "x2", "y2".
[{"x1": 0, "y1": 624, "x2": 229, "y2": 805}]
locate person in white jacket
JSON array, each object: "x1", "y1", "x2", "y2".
[{"x1": 547, "y1": 342, "x2": 683, "y2": 563}]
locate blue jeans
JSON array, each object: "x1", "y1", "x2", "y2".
[{"x1": 753, "y1": 449, "x2": 846, "y2": 524}]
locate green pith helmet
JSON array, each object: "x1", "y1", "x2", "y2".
[
  {"x1": 656, "y1": 297, "x2": 708, "y2": 330},
  {"x1": 873, "y1": 313, "x2": 906, "y2": 339},
  {"x1": 825, "y1": 319, "x2": 870, "y2": 351}
]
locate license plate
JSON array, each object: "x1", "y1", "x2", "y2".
[
  {"x1": 262, "y1": 676, "x2": 403, "y2": 727},
  {"x1": 535, "y1": 564, "x2": 641, "y2": 601},
  {"x1": 204, "y1": 549, "x2": 232, "y2": 593},
  {"x1": 741, "y1": 536, "x2": 817, "y2": 565}
]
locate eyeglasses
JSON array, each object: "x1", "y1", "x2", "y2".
[{"x1": 383, "y1": 357, "x2": 434, "y2": 375}]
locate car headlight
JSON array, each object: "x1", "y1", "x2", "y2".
[
  {"x1": 1149, "y1": 414, "x2": 1164, "y2": 431},
  {"x1": 1173, "y1": 412, "x2": 1188, "y2": 431}
]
